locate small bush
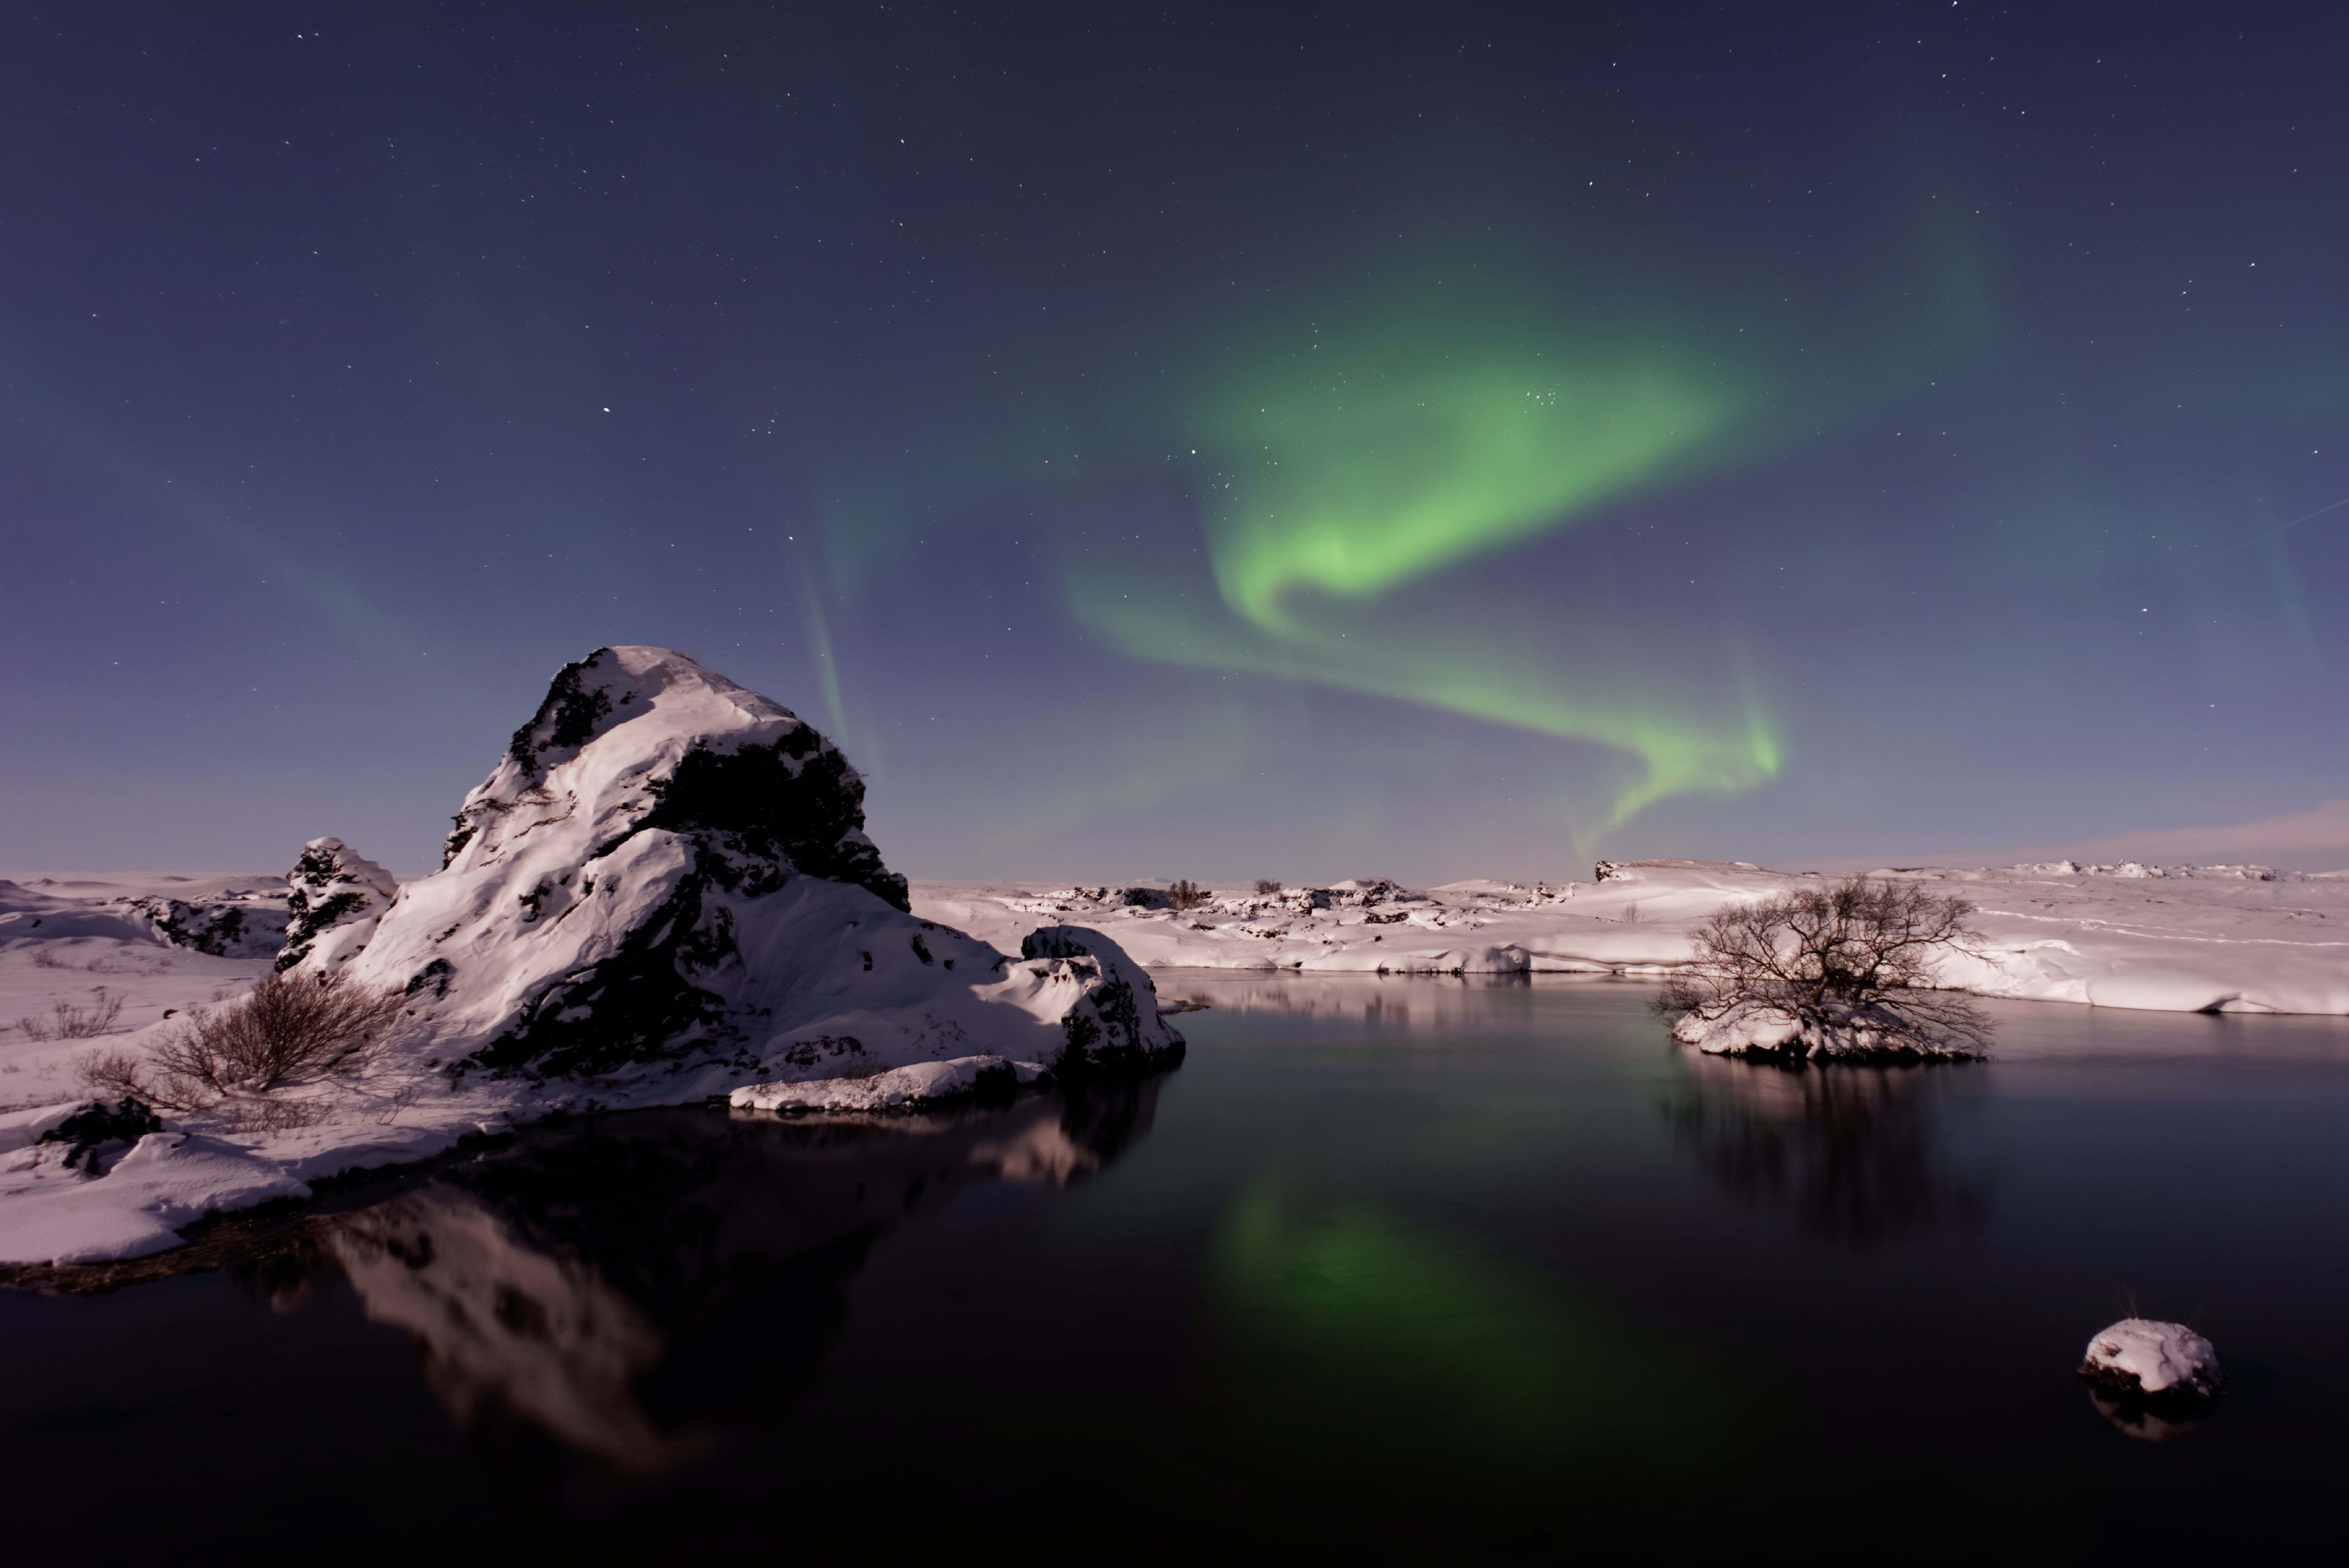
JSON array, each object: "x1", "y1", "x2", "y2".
[
  {"x1": 1657, "y1": 875, "x2": 1992, "y2": 1055},
  {"x1": 1167, "y1": 879, "x2": 1207, "y2": 912},
  {"x1": 17, "y1": 987, "x2": 124, "y2": 1041},
  {"x1": 77, "y1": 973, "x2": 402, "y2": 1115},
  {"x1": 1253, "y1": 879, "x2": 1282, "y2": 896}
]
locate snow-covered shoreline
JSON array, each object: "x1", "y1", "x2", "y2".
[
  {"x1": 4, "y1": 854, "x2": 2343, "y2": 1269},
  {"x1": 915, "y1": 859, "x2": 2349, "y2": 1017}
]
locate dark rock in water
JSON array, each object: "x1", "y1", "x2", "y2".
[
  {"x1": 278, "y1": 836, "x2": 399, "y2": 973},
  {"x1": 37, "y1": 1098, "x2": 163, "y2": 1175}
]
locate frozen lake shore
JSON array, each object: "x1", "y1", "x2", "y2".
[
  {"x1": 918, "y1": 858, "x2": 2349, "y2": 1016},
  {"x1": 6, "y1": 853, "x2": 2343, "y2": 1268}
]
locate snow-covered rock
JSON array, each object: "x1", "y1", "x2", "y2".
[
  {"x1": 2079, "y1": 1318, "x2": 2221, "y2": 1400},
  {"x1": 325, "y1": 646, "x2": 1181, "y2": 1091},
  {"x1": 278, "y1": 836, "x2": 399, "y2": 973},
  {"x1": 114, "y1": 889, "x2": 289, "y2": 958}
]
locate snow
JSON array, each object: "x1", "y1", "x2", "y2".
[
  {"x1": 0, "y1": 1129, "x2": 310, "y2": 1264},
  {"x1": 2080, "y1": 1318, "x2": 2221, "y2": 1399},
  {"x1": 915, "y1": 859, "x2": 2349, "y2": 1014}
]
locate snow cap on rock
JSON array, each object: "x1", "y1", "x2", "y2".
[
  {"x1": 280, "y1": 836, "x2": 399, "y2": 973},
  {"x1": 444, "y1": 645, "x2": 905, "y2": 911},
  {"x1": 2080, "y1": 1318, "x2": 2220, "y2": 1400}
]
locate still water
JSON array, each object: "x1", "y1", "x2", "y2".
[{"x1": 7, "y1": 976, "x2": 2348, "y2": 1562}]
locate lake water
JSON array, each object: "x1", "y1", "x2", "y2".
[{"x1": 7, "y1": 975, "x2": 2348, "y2": 1562}]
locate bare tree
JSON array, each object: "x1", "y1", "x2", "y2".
[
  {"x1": 1253, "y1": 879, "x2": 1282, "y2": 896},
  {"x1": 1658, "y1": 876, "x2": 1992, "y2": 1057},
  {"x1": 1167, "y1": 879, "x2": 1207, "y2": 912},
  {"x1": 77, "y1": 972, "x2": 403, "y2": 1117}
]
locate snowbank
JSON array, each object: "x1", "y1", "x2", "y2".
[{"x1": 916, "y1": 859, "x2": 2349, "y2": 1015}]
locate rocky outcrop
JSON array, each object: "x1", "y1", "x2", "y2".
[
  {"x1": 1014, "y1": 925, "x2": 1184, "y2": 1074},
  {"x1": 114, "y1": 891, "x2": 289, "y2": 958},
  {"x1": 278, "y1": 837, "x2": 399, "y2": 972},
  {"x1": 324, "y1": 647, "x2": 1181, "y2": 1096}
]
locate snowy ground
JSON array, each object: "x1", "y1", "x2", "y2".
[{"x1": 915, "y1": 859, "x2": 2349, "y2": 1016}]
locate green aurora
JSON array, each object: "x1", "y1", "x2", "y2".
[
  {"x1": 804, "y1": 214, "x2": 1994, "y2": 838},
  {"x1": 1066, "y1": 289, "x2": 1783, "y2": 827}
]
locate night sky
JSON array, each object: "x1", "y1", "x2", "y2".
[{"x1": 6, "y1": 2, "x2": 2345, "y2": 880}]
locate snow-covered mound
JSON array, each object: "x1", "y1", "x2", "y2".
[
  {"x1": 277, "y1": 837, "x2": 398, "y2": 973},
  {"x1": 916, "y1": 858, "x2": 2349, "y2": 1014},
  {"x1": 1669, "y1": 1000, "x2": 1986, "y2": 1060},
  {"x1": 321, "y1": 647, "x2": 1179, "y2": 1087},
  {"x1": 2080, "y1": 1318, "x2": 2221, "y2": 1400},
  {"x1": 0, "y1": 647, "x2": 1180, "y2": 1268}
]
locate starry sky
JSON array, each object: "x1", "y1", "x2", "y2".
[{"x1": 4, "y1": 1, "x2": 2345, "y2": 880}]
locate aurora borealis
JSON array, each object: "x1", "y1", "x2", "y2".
[{"x1": 4, "y1": 3, "x2": 2346, "y2": 876}]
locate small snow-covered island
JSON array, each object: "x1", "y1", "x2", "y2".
[{"x1": 5, "y1": 644, "x2": 2347, "y2": 1269}]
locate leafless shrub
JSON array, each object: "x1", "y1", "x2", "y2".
[
  {"x1": 210, "y1": 1096, "x2": 335, "y2": 1134},
  {"x1": 1253, "y1": 879, "x2": 1282, "y2": 896},
  {"x1": 17, "y1": 987, "x2": 125, "y2": 1041},
  {"x1": 1657, "y1": 875, "x2": 1993, "y2": 1055},
  {"x1": 75, "y1": 973, "x2": 403, "y2": 1116},
  {"x1": 32, "y1": 948, "x2": 68, "y2": 970},
  {"x1": 1167, "y1": 879, "x2": 1207, "y2": 912},
  {"x1": 74, "y1": 1047, "x2": 156, "y2": 1103}
]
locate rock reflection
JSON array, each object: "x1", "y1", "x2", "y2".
[
  {"x1": 1666, "y1": 1053, "x2": 1989, "y2": 1244},
  {"x1": 1157, "y1": 969, "x2": 1550, "y2": 1025},
  {"x1": 2087, "y1": 1389, "x2": 2206, "y2": 1443},
  {"x1": 255, "y1": 1079, "x2": 1168, "y2": 1470}
]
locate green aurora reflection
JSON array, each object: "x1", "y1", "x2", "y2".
[{"x1": 1209, "y1": 1180, "x2": 1753, "y2": 1478}]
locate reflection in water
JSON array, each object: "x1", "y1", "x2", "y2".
[
  {"x1": 1210, "y1": 1179, "x2": 1758, "y2": 1484},
  {"x1": 2088, "y1": 1389, "x2": 2206, "y2": 1443},
  {"x1": 1667, "y1": 1053, "x2": 1989, "y2": 1244},
  {"x1": 1156, "y1": 968, "x2": 1557, "y2": 1025},
  {"x1": 246, "y1": 1080, "x2": 1168, "y2": 1470}
]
